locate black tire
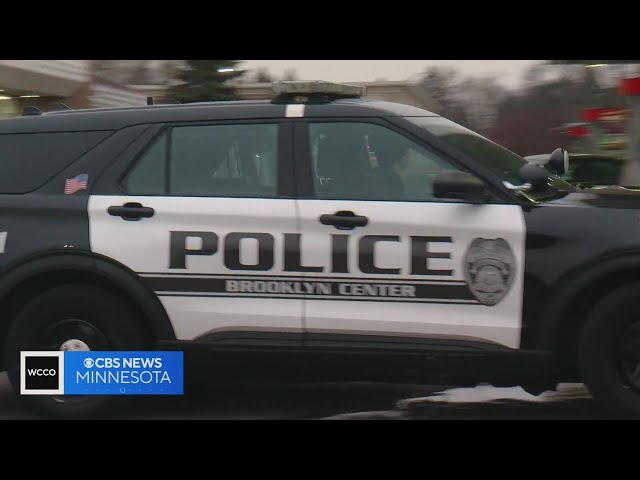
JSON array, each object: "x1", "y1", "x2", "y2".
[
  {"x1": 578, "y1": 282, "x2": 640, "y2": 419},
  {"x1": 3, "y1": 284, "x2": 150, "y2": 419}
]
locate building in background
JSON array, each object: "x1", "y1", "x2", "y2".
[
  {"x1": 1, "y1": 62, "x2": 439, "y2": 117},
  {"x1": 0, "y1": 60, "x2": 89, "y2": 116},
  {"x1": 0, "y1": 60, "x2": 147, "y2": 117}
]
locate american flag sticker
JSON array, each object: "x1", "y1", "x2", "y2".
[{"x1": 64, "y1": 174, "x2": 89, "y2": 195}]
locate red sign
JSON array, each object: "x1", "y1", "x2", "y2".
[
  {"x1": 579, "y1": 108, "x2": 627, "y2": 150},
  {"x1": 567, "y1": 125, "x2": 589, "y2": 138},
  {"x1": 581, "y1": 108, "x2": 626, "y2": 123},
  {"x1": 619, "y1": 77, "x2": 640, "y2": 96}
]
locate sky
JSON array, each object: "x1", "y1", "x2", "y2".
[{"x1": 241, "y1": 60, "x2": 540, "y2": 87}]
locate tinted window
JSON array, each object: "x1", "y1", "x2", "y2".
[
  {"x1": 408, "y1": 116, "x2": 528, "y2": 184},
  {"x1": 124, "y1": 124, "x2": 279, "y2": 198},
  {"x1": 309, "y1": 122, "x2": 462, "y2": 201},
  {"x1": 406, "y1": 116, "x2": 575, "y2": 200},
  {"x1": 0, "y1": 131, "x2": 111, "y2": 193}
]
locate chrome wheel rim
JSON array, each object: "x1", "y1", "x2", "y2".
[{"x1": 33, "y1": 319, "x2": 109, "y2": 404}]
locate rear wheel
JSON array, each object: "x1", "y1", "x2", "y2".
[
  {"x1": 578, "y1": 282, "x2": 640, "y2": 419},
  {"x1": 3, "y1": 284, "x2": 150, "y2": 419}
]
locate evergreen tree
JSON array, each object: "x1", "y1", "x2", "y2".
[{"x1": 167, "y1": 60, "x2": 245, "y2": 103}]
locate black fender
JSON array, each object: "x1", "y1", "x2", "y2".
[
  {"x1": 0, "y1": 249, "x2": 175, "y2": 342},
  {"x1": 530, "y1": 253, "x2": 640, "y2": 351}
]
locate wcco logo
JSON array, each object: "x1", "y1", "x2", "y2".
[
  {"x1": 27, "y1": 368, "x2": 57, "y2": 376},
  {"x1": 20, "y1": 352, "x2": 64, "y2": 395}
]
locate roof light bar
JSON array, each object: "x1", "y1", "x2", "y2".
[
  {"x1": 272, "y1": 80, "x2": 366, "y2": 104},
  {"x1": 273, "y1": 80, "x2": 366, "y2": 97}
]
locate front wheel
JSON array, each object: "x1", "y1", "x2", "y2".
[
  {"x1": 3, "y1": 284, "x2": 150, "y2": 419},
  {"x1": 578, "y1": 282, "x2": 640, "y2": 419}
]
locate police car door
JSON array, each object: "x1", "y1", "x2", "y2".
[
  {"x1": 88, "y1": 122, "x2": 303, "y2": 342},
  {"x1": 295, "y1": 120, "x2": 526, "y2": 349}
]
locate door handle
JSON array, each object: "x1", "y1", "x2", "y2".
[
  {"x1": 319, "y1": 211, "x2": 368, "y2": 230},
  {"x1": 108, "y1": 202, "x2": 155, "y2": 221}
]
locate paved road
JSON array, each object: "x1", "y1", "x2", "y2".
[{"x1": 0, "y1": 373, "x2": 607, "y2": 419}]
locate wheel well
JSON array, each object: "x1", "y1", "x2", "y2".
[
  {"x1": 553, "y1": 268, "x2": 640, "y2": 379},
  {"x1": 0, "y1": 269, "x2": 159, "y2": 371}
]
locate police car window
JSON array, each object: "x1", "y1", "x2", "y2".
[
  {"x1": 124, "y1": 124, "x2": 278, "y2": 197},
  {"x1": 309, "y1": 122, "x2": 463, "y2": 202},
  {"x1": 0, "y1": 131, "x2": 112, "y2": 194},
  {"x1": 406, "y1": 116, "x2": 575, "y2": 199}
]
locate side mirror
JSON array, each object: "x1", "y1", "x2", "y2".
[
  {"x1": 548, "y1": 148, "x2": 570, "y2": 175},
  {"x1": 519, "y1": 163, "x2": 549, "y2": 193},
  {"x1": 433, "y1": 171, "x2": 487, "y2": 203}
]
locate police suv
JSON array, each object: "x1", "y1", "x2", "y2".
[{"x1": 1, "y1": 81, "x2": 639, "y2": 419}]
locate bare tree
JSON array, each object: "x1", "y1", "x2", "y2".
[
  {"x1": 255, "y1": 68, "x2": 275, "y2": 83},
  {"x1": 282, "y1": 68, "x2": 299, "y2": 81},
  {"x1": 91, "y1": 60, "x2": 152, "y2": 85},
  {"x1": 456, "y1": 75, "x2": 509, "y2": 134},
  {"x1": 129, "y1": 60, "x2": 151, "y2": 85},
  {"x1": 419, "y1": 66, "x2": 472, "y2": 128},
  {"x1": 522, "y1": 61, "x2": 552, "y2": 86}
]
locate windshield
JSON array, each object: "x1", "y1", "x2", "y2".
[{"x1": 405, "y1": 116, "x2": 575, "y2": 201}]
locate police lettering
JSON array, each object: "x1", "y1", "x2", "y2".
[
  {"x1": 224, "y1": 233, "x2": 274, "y2": 271},
  {"x1": 226, "y1": 280, "x2": 332, "y2": 295},
  {"x1": 169, "y1": 231, "x2": 218, "y2": 269},
  {"x1": 169, "y1": 231, "x2": 453, "y2": 276},
  {"x1": 338, "y1": 283, "x2": 416, "y2": 297}
]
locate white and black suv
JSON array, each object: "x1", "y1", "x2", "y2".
[{"x1": 1, "y1": 81, "x2": 639, "y2": 419}]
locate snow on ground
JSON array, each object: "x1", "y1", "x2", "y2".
[
  {"x1": 323, "y1": 410, "x2": 407, "y2": 420},
  {"x1": 396, "y1": 383, "x2": 591, "y2": 408},
  {"x1": 321, "y1": 384, "x2": 593, "y2": 419}
]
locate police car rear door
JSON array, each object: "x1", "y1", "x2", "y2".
[
  {"x1": 294, "y1": 119, "x2": 526, "y2": 349},
  {"x1": 88, "y1": 120, "x2": 303, "y2": 344}
]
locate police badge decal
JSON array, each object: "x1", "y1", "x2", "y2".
[{"x1": 463, "y1": 238, "x2": 516, "y2": 306}]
